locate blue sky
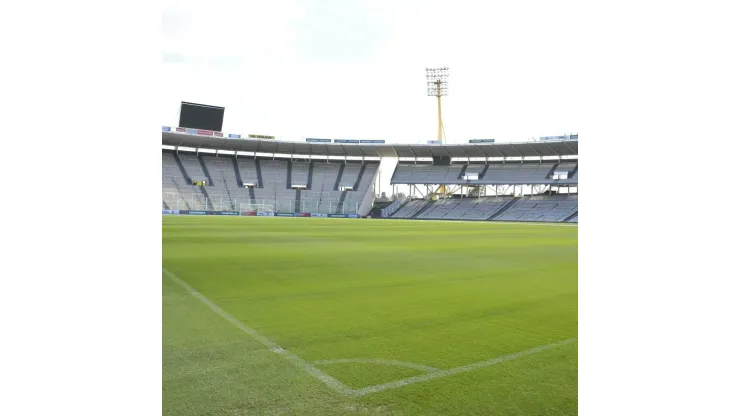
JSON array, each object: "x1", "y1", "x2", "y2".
[{"x1": 162, "y1": 0, "x2": 580, "y2": 144}]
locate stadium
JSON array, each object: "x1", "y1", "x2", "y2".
[{"x1": 162, "y1": 110, "x2": 578, "y2": 415}]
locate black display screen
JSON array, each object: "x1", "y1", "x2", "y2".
[{"x1": 178, "y1": 102, "x2": 225, "y2": 132}]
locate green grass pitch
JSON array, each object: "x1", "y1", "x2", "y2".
[{"x1": 163, "y1": 217, "x2": 578, "y2": 415}]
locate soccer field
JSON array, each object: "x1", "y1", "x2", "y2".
[{"x1": 162, "y1": 217, "x2": 578, "y2": 415}]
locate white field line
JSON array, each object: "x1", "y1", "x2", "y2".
[
  {"x1": 165, "y1": 268, "x2": 575, "y2": 397},
  {"x1": 313, "y1": 358, "x2": 440, "y2": 373},
  {"x1": 351, "y1": 338, "x2": 577, "y2": 397},
  {"x1": 162, "y1": 268, "x2": 354, "y2": 396}
]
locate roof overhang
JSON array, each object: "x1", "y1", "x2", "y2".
[{"x1": 162, "y1": 132, "x2": 578, "y2": 159}]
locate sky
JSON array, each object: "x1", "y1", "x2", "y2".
[{"x1": 162, "y1": 0, "x2": 580, "y2": 145}]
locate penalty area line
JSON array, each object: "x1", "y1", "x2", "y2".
[{"x1": 162, "y1": 268, "x2": 354, "y2": 396}]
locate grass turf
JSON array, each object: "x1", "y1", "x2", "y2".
[{"x1": 163, "y1": 216, "x2": 578, "y2": 415}]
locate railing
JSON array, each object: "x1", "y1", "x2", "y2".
[{"x1": 162, "y1": 192, "x2": 361, "y2": 215}]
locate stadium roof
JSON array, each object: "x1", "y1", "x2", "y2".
[{"x1": 163, "y1": 132, "x2": 578, "y2": 158}]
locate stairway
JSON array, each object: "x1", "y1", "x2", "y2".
[
  {"x1": 221, "y1": 175, "x2": 236, "y2": 210},
  {"x1": 563, "y1": 211, "x2": 578, "y2": 222},
  {"x1": 306, "y1": 162, "x2": 314, "y2": 190},
  {"x1": 488, "y1": 198, "x2": 519, "y2": 220},
  {"x1": 173, "y1": 153, "x2": 191, "y2": 184},
  {"x1": 335, "y1": 191, "x2": 348, "y2": 214},
  {"x1": 334, "y1": 163, "x2": 345, "y2": 190},
  {"x1": 479, "y1": 164, "x2": 490, "y2": 180},
  {"x1": 411, "y1": 200, "x2": 436, "y2": 219},
  {"x1": 295, "y1": 189, "x2": 302, "y2": 213},
  {"x1": 198, "y1": 155, "x2": 214, "y2": 186},
  {"x1": 232, "y1": 157, "x2": 243, "y2": 186},
  {"x1": 353, "y1": 163, "x2": 367, "y2": 190},
  {"x1": 255, "y1": 159, "x2": 264, "y2": 187},
  {"x1": 458, "y1": 164, "x2": 468, "y2": 180},
  {"x1": 162, "y1": 200, "x2": 170, "y2": 210},
  {"x1": 286, "y1": 160, "x2": 292, "y2": 189}
]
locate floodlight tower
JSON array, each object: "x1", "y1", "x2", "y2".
[{"x1": 426, "y1": 67, "x2": 449, "y2": 143}]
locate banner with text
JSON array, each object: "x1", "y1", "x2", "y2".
[{"x1": 249, "y1": 134, "x2": 275, "y2": 140}]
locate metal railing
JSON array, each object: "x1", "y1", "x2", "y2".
[{"x1": 162, "y1": 192, "x2": 361, "y2": 215}]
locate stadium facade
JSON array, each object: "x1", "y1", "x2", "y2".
[{"x1": 162, "y1": 131, "x2": 578, "y2": 222}]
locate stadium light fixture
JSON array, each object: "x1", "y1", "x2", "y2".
[
  {"x1": 425, "y1": 67, "x2": 449, "y2": 97},
  {"x1": 425, "y1": 67, "x2": 449, "y2": 195}
]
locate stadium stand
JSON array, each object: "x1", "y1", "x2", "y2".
[
  {"x1": 162, "y1": 150, "x2": 379, "y2": 215},
  {"x1": 162, "y1": 132, "x2": 577, "y2": 222},
  {"x1": 390, "y1": 195, "x2": 576, "y2": 222},
  {"x1": 495, "y1": 195, "x2": 578, "y2": 222},
  {"x1": 412, "y1": 197, "x2": 515, "y2": 221},
  {"x1": 391, "y1": 162, "x2": 579, "y2": 185}
]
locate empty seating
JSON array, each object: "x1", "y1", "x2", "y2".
[
  {"x1": 482, "y1": 163, "x2": 555, "y2": 183},
  {"x1": 392, "y1": 164, "x2": 463, "y2": 184},
  {"x1": 389, "y1": 199, "x2": 429, "y2": 218},
  {"x1": 496, "y1": 195, "x2": 578, "y2": 222},
  {"x1": 291, "y1": 162, "x2": 309, "y2": 187},
  {"x1": 413, "y1": 197, "x2": 514, "y2": 220},
  {"x1": 392, "y1": 163, "x2": 558, "y2": 184},
  {"x1": 161, "y1": 151, "x2": 378, "y2": 215}
]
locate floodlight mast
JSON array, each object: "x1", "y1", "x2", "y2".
[{"x1": 425, "y1": 67, "x2": 448, "y2": 144}]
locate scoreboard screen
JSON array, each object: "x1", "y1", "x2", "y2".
[{"x1": 178, "y1": 102, "x2": 225, "y2": 132}]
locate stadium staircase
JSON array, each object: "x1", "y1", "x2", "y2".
[
  {"x1": 488, "y1": 198, "x2": 519, "y2": 220},
  {"x1": 570, "y1": 165, "x2": 578, "y2": 179},
  {"x1": 173, "y1": 153, "x2": 207, "y2": 208},
  {"x1": 546, "y1": 163, "x2": 559, "y2": 179},
  {"x1": 334, "y1": 163, "x2": 345, "y2": 190},
  {"x1": 162, "y1": 200, "x2": 170, "y2": 210},
  {"x1": 295, "y1": 189, "x2": 302, "y2": 213},
  {"x1": 306, "y1": 162, "x2": 314, "y2": 190},
  {"x1": 411, "y1": 200, "x2": 436, "y2": 219},
  {"x1": 353, "y1": 164, "x2": 367, "y2": 191},
  {"x1": 563, "y1": 211, "x2": 578, "y2": 222},
  {"x1": 255, "y1": 159, "x2": 264, "y2": 188},
  {"x1": 221, "y1": 175, "x2": 236, "y2": 210},
  {"x1": 286, "y1": 160, "x2": 292, "y2": 189},
  {"x1": 479, "y1": 164, "x2": 490, "y2": 180},
  {"x1": 231, "y1": 157, "x2": 243, "y2": 187},
  {"x1": 173, "y1": 152, "x2": 191, "y2": 183},
  {"x1": 198, "y1": 155, "x2": 214, "y2": 186},
  {"x1": 458, "y1": 164, "x2": 468, "y2": 179},
  {"x1": 335, "y1": 191, "x2": 348, "y2": 214}
]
